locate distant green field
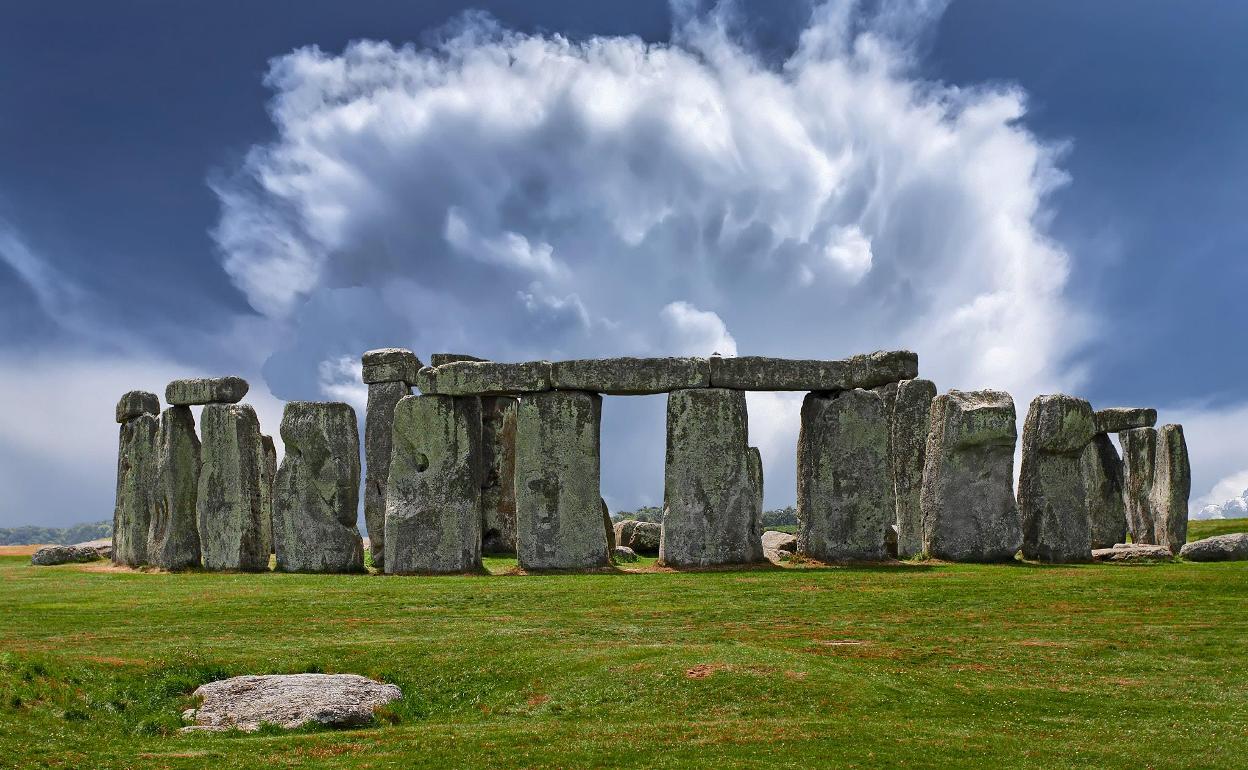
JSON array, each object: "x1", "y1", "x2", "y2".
[{"x1": 2, "y1": 522, "x2": 1246, "y2": 769}]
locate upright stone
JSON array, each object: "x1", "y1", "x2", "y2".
[
  {"x1": 1081, "y1": 434, "x2": 1127, "y2": 549},
  {"x1": 515, "y1": 390, "x2": 608, "y2": 570},
  {"x1": 1019, "y1": 394, "x2": 1096, "y2": 563},
  {"x1": 113, "y1": 392, "x2": 160, "y2": 567},
  {"x1": 198, "y1": 403, "x2": 270, "y2": 571},
  {"x1": 747, "y1": 446, "x2": 763, "y2": 539},
  {"x1": 1119, "y1": 427, "x2": 1158, "y2": 545},
  {"x1": 480, "y1": 397, "x2": 518, "y2": 554},
  {"x1": 385, "y1": 395, "x2": 482, "y2": 573},
  {"x1": 261, "y1": 434, "x2": 277, "y2": 554},
  {"x1": 273, "y1": 402, "x2": 365, "y2": 573},
  {"x1": 891, "y1": 379, "x2": 936, "y2": 559},
  {"x1": 1151, "y1": 424, "x2": 1190, "y2": 554},
  {"x1": 147, "y1": 406, "x2": 201, "y2": 569},
  {"x1": 796, "y1": 389, "x2": 893, "y2": 562},
  {"x1": 364, "y1": 380, "x2": 411, "y2": 570},
  {"x1": 921, "y1": 390, "x2": 1021, "y2": 562}
]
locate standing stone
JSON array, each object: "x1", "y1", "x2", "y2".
[
  {"x1": 113, "y1": 395, "x2": 160, "y2": 567},
  {"x1": 921, "y1": 390, "x2": 1021, "y2": 562},
  {"x1": 147, "y1": 406, "x2": 201, "y2": 569},
  {"x1": 1119, "y1": 427, "x2": 1158, "y2": 545},
  {"x1": 1019, "y1": 394, "x2": 1096, "y2": 563},
  {"x1": 515, "y1": 390, "x2": 608, "y2": 570},
  {"x1": 198, "y1": 403, "x2": 271, "y2": 571},
  {"x1": 1150, "y1": 424, "x2": 1190, "y2": 554},
  {"x1": 747, "y1": 446, "x2": 764, "y2": 540},
  {"x1": 602, "y1": 499, "x2": 616, "y2": 554},
  {"x1": 116, "y1": 390, "x2": 160, "y2": 424},
  {"x1": 480, "y1": 396, "x2": 518, "y2": 554},
  {"x1": 385, "y1": 395, "x2": 482, "y2": 573},
  {"x1": 891, "y1": 379, "x2": 936, "y2": 559},
  {"x1": 273, "y1": 402, "x2": 365, "y2": 573},
  {"x1": 364, "y1": 380, "x2": 411, "y2": 570},
  {"x1": 261, "y1": 434, "x2": 277, "y2": 554},
  {"x1": 661, "y1": 388, "x2": 762, "y2": 567},
  {"x1": 1081, "y1": 434, "x2": 1127, "y2": 549},
  {"x1": 797, "y1": 389, "x2": 893, "y2": 562},
  {"x1": 361, "y1": 348, "x2": 422, "y2": 385}
]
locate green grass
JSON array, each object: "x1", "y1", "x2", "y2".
[
  {"x1": 1188, "y1": 517, "x2": 1248, "y2": 540},
  {"x1": 2, "y1": 530, "x2": 1247, "y2": 769}
]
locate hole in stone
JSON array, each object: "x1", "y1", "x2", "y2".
[{"x1": 414, "y1": 453, "x2": 429, "y2": 472}]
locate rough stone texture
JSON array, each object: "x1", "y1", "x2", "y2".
[
  {"x1": 747, "y1": 446, "x2": 763, "y2": 540},
  {"x1": 891, "y1": 379, "x2": 936, "y2": 559},
  {"x1": 197, "y1": 403, "x2": 271, "y2": 571},
  {"x1": 613, "y1": 520, "x2": 637, "y2": 553},
  {"x1": 480, "y1": 397, "x2": 518, "y2": 555},
  {"x1": 1179, "y1": 533, "x2": 1248, "y2": 562},
  {"x1": 623, "y1": 521, "x2": 661, "y2": 555},
  {"x1": 797, "y1": 389, "x2": 894, "y2": 562},
  {"x1": 602, "y1": 499, "x2": 615, "y2": 554},
  {"x1": 31, "y1": 545, "x2": 104, "y2": 566},
  {"x1": 707, "y1": 350, "x2": 917, "y2": 391},
  {"x1": 363, "y1": 380, "x2": 410, "y2": 570},
  {"x1": 1019, "y1": 394, "x2": 1096, "y2": 563},
  {"x1": 1081, "y1": 434, "x2": 1127, "y2": 549},
  {"x1": 261, "y1": 434, "x2": 277, "y2": 554},
  {"x1": 1094, "y1": 407, "x2": 1158, "y2": 435},
  {"x1": 920, "y1": 390, "x2": 1021, "y2": 562},
  {"x1": 181, "y1": 674, "x2": 401, "y2": 733},
  {"x1": 761, "y1": 530, "x2": 797, "y2": 553},
  {"x1": 514, "y1": 390, "x2": 609, "y2": 570},
  {"x1": 165, "y1": 377, "x2": 249, "y2": 406},
  {"x1": 549, "y1": 357, "x2": 710, "y2": 395},
  {"x1": 147, "y1": 406, "x2": 202, "y2": 570},
  {"x1": 1092, "y1": 543, "x2": 1174, "y2": 562},
  {"x1": 613, "y1": 545, "x2": 638, "y2": 563},
  {"x1": 1150, "y1": 424, "x2": 1190, "y2": 554},
  {"x1": 1119, "y1": 427, "x2": 1158, "y2": 545},
  {"x1": 430, "y1": 353, "x2": 487, "y2": 367},
  {"x1": 115, "y1": 390, "x2": 160, "y2": 423},
  {"x1": 361, "y1": 348, "x2": 422, "y2": 385},
  {"x1": 113, "y1": 412, "x2": 159, "y2": 567},
  {"x1": 660, "y1": 388, "x2": 762, "y2": 567},
  {"x1": 385, "y1": 395, "x2": 483, "y2": 574},
  {"x1": 886, "y1": 524, "x2": 899, "y2": 558},
  {"x1": 421, "y1": 360, "x2": 552, "y2": 396},
  {"x1": 273, "y1": 402, "x2": 365, "y2": 573}
]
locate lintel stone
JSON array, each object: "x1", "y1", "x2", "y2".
[
  {"x1": 430, "y1": 353, "x2": 488, "y2": 367},
  {"x1": 550, "y1": 357, "x2": 709, "y2": 395},
  {"x1": 1094, "y1": 407, "x2": 1157, "y2": 434},
  {"x1": 362, "y1": 348, "x2": 422, "y2": 385},
  {"x1": 708, "y1": 350, "x2": 917, "y2": 391},
  {"x1": 419, "y1": 360, "x2": 552, "y2": 396},
  {"x1": 166, "y1": 377, "x2": 249, "y2": 406},
  {"x1": 116, "y1": 390, "x2": 160, "y2": 423}
]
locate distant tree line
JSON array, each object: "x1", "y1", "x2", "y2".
[
  {"x1": 0, "y1": 521, "x2": 112, "y2": 546},
  {"x1": 612, "y1": 505, "x2": 798, "y2": 526}
]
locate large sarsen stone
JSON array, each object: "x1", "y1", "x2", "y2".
[
  {"x1": 197, "y1": 403, "x2": 271, "y2": 571},
  {"x1": 550, "y1": 357, "x2": 709, "y2": 395},
  {"x1": 363, "y1": 380, "x2": 410, "y2": 570},
  {"x1": 1019, "y1": 394, "x2": 1095, "y2": 563},
  {"x1": 113, "y1": 410, "x2": 159, "y2": 566},
  {"x1": 1094, "y1": 408, "x2": 1157, "y2": 435},
  {"x1": 1081, "y1": 434, "x2": 1127, "y2": 549},
  {"x1": 147, "y1": 406, "x2": 202, "y2": 569},
  {"x1": 1150, "y1": 424, "x2": 1190, "y2": 554},
  {"x1": 361, "y1": 348, "x2": 422, "y2": 385},
  {"x1": 891, "y1": 379, "x2": 936, "y2": 559},
  {"x1": 1179, "y1": 533, "x2": 1248, "y2": 562},
  {"x1": 419, "y1": 360, "x2": 551, "y2": 396},
  {"x1": 480, "y1": 397, "x2": 518, "y2": 555},
  {"x1": 1119, "y1": 427, "x2": 1158, "y2": 545},
  {"x1": 707, "y1": 350, "x2": 917, "y2": 391},
  {"x1": 115, "y1": 390, "x2": 160, "y2": 423},
  {"x1": 166, "y1": 377, "x2": 249, "y2": 406}
]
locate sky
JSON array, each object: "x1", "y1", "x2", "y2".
[{"x1": 1, "y1": 0, "x2": 1245, "y2": 529}]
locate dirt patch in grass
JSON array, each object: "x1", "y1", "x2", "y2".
[{"x1": 0, "y1": 545, "x2": 42, "y2": 556}]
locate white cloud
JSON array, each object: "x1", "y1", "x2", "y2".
[
  {"x1": 660, "y1": 301, "x2": 738, "y2": 356},
  {"x1": 317, "y1": 355, "x2": 368, "y2": 412}
]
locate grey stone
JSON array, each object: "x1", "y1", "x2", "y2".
[
  {"x1": 1179, "y1": 533, "x2": 1248, "y2": 562},
  {"x1": 761, "y1": 530, "x2": 796, "y2": 553},
  {"x1": 480, "y1": 397, "x2": 518, "y2": 555},
  {"x1": 363, "y1": 380, "x2": 410, "y2": 570},
  {"x1": 273, "y1": 402, "x2": 365, "y2": 573},
  {"x1": 920, "y1": 390, "x2": 1021, "y2": 562},
  {"x1": 113, "y1": 412, "x2": 158, "y2": 566},
  {"x1": 165, "y1": 377, "x2": 249, "y2": 406},
  {"x1": 180, "y1": 674, "x2": 401, "y2": 733},
  {"x1": 891, "y1": 379, "x2": 936, "y2": 559},
  {"x1": 261, "y1": 434, "x2": 276, "y2": 554},
  {"x1": 1081, "y1": 434, "x2": 1127, "y2": 549},
  {"x1": 147, "y1": 406, "x2": 202, "y2": 570},
  {"x1": 115, "y1": 390, "x2": 160, "y2": 423},
  {"x1": 420, "y1": 360, "x2": 552, "y2": 396},
  {"x1": 1019, "y1": 394, "x2": 1096, "y2": 563},
  {"x1": 747, "y1": 446, "x2": 763, "y2": 527},
  {"x1": 430, "y1": 353, "x2": 487, "y2": 367},
  {"x1": 763, "y1": 548, "x2": 795, "y2": 564},
  {"x1": 197, "y1": 403, "x2": 271, "y2": 571},
  {"x1": 1094, "y1": 407, "x2": 1158, "y2": 435},
  {"x1": 515, "y1": 390, "x2": 609, "y2": 570},
  {"x1": 851, "y1": 350, "x2": 920, "y2": 389},
  {"x1": 623, "y1": 521, "x2": 661, "y2": 555},
  {"x1": 361, "y1": 348, "x2": 422, "y2": 385},
  {"x1": 612, "y1": 545, "x2": 639, "y2": 563},
  {"x1": 660, "y1": 388, "x2": 762, "y2": 567},
  {"x1": 797, "y1": 389, "x2": 894, "y2": 562},
  {"x1": 31, "y1": 545, "x2": 103, "y2": 566},
  {"x1": 385, "y1": 395, "x2": 483, "y2": 574},
  {"x1": 1119, "y1": 427, "x2": 1158, "y2": 545},
  {"x1": 886, "y1": 523, "x2": 898, "y2": 558},
  {"x1": 602, "y1": 499, "x2": 615, "y2": 553},
  {"x1": 1150, "y1": 424, "x2": 1190, "y2": 554},
  {"x1": 613, "y1": 520, "x2": 637, "y2": 553},
  {"x1": 1092, "y1": 543, "x2": 1174, "y2": 562},
  {"x1": 707, "y1": 350, "x2": 917, "y2": 391},
  {"x1": 549, "y1": 357, "x2": 710, "y2": 395}
]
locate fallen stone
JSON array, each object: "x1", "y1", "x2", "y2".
[
  {"x1": 180, "y1": 674, "x2": 401, "y2": 733},
  {"x1": 31, "y1": 545, "x2": 103, "y2": 566},
  {"x1": 707, "y1": 350, "x2": 917, "y2": 391},
  {"x1": 761, "y1": 530, "x2": 796, "y2": 553},
  {"x1": 763, "y1": 548, "x2": 795, "y2": 564},
  {"x1": 1019, "y1": 394, "x2": 1096, "y2": 563},
  {"x1": 361, "y1": 348, "x2": 422, "y2": 385},
  {"x1": 385, "y1": 395, "x2": 483, "y2": 573},
  {"x1": 1082, "y1": 434, "x2": 1127, "y2": 549},
  {"x1": 1094, "y1": 407, "x2": 1158, "y2": 435},
  {"x1": 115, "y1": 390, "x2": 160, "y2": 423},
  {"x1": 1150, "y1": 424, "x2": 1190, "y2": 554},
  {"x1": 1179, "y1": 533, "x2": 1248, "y2": 562},
  {"x1": 165, "y1": 377, "x2": 249, "y2": 406},
  {"x1": 1091, "y1": 543, "x2": 1174, "y2": 563},
  {"x1": 797, "y1": 389, "x2": 893, "y2": 562},
  {"x1": 661, "y1": 388, "x2": 762, "y2": 567},
  {"x1": 113, "y1": 411, "x2": 159, "y2": 567},
  {"x1": 363, "y1": 380, "x2": 410, "y2": 570},
  {"x1": 1119, "y1": 427, "x2": 1158, "y2": 545},
  {"x1": 624, "y1": 521, "x2": 661, "y2": 555},
  {"x1": 612, "y1": 545, "x2": 638, "y2": 563},
  {"x1": 197, "y1": 403, "x2": 271, "y2": 571},
  {"x1": 549, "y1": 357, "x2": 710, "y2": 395},
  {"x1": 147, "y1": 406, "x2": 202, "y2": 570},
  {"x1": 420, "y1": 360, "x2": 552, "y2": 396},
  {"x1": 480, "y1": 397, "x2": 519, "y2": 555},
  {"x1": 921, "y1": 390, "x2": 1021, "y2": 562},
  {"x1": 430, "y1": 353, "x2": 487, "y2": 367},
  {"x1": 273, "y1": 402, "x2": 365, "y2": 573},
  {"x1": 891, "y1": 379, "x2": 936, "y2": 559}
]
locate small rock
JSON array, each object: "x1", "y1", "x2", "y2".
[
  {"x1": 613, "y1": 546, "x2": 638, "y2": 563},
  {"x1": 761, "y1": 530, "x2": 796, "y2": 553},
  {"x1": 1091, "y1": 544, "x2": 1174, "y2": 562},
  {"x1": 166, "y1": 377, "x2": 249, "y2": 406},
  {"x1": 31, "y1": 545, "x2": 104, "y2": 566},
  {"x1": 1179, "y1": 533, "x2": 1248, "y2": 562},
  {"x1": 180, "y1": 673, "x2": 401, "y2": 733}
]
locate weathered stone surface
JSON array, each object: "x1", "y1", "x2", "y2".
[
  {"x1": 707, "y1": 350, "x2": 917, "y2": 391},
  {"x1": 1019, "y1": 394, "x2": 1096, "y2": 563},
  {"x1": 623, "y1": 521, "x2": 661, "y2": 555},
  {"x1": 113, "y1": 412, "x2": 158, "y2": 566},
  {"x1": 31, "y1": 545, "x2": 103, "y2": 566},
  {"x1": 197, "y1": 403, "x2": 271, "y2": 571},
  {"x1": 747, "y1": 446, "x2": 763, "y2": 535},
  {"x1": 660, "y1": 388, "x2": 762, "y2": 567},
  {"x1": 115, "y1": 390, "x2": 160, "y2": 423},
  {"x1": 550, "y1": 357, "x2": 710, "y2": 395},
  {"x1": 385, "y1": 395, "x2": 482, "y2": 573},
  {"x1": 430, "y1": 353, "x2": 487, "y2": 367},
  {"x1": 1092, "y1": 543, "x2": 1174, "y2": 562},
  {"x1": 850, "y1": 350, "x2": 920, "y2": 389},
  {"x1": 421, "y1": 360, "x2": 552, "y2": 396},
  {"x1": 165, "y1": 377, "x2": 249, "y2": 406},
  {"x1": 1094, "y1": 407, "x2": 1157, "y2": 435},
  {"x1": 273, "y1": 402, "x2": 364, "y2": 573},
  {"x1": 1180, "y1": 533, "x2": 1248, "y2": 562},
  {"x1": 761, "y1": 530, "x2": 797, "y2": 553},
  {"x1": 361, "y1": 348, "x2": 422, "y2": 385},
  {"x1": 1082, "y1": 434, "x2": 1127, "y2": 549},
  {"x1": 480, "y1": 397, "x2": 518, "y2": 555},
  {"x1": 602, "y1": 499, "x2": 615, "y2": 553},
  {"x1": 921, "y1": 390, "x2": 1021, "y2": 562},
  {"x1": 1150, "y1": 424, "x2": 1190, "y2": 554},
  {"x1": 891, "y1": 379, "x2": 936, "y2": 559},
  {"x1": 363, "y1": 380, "x2": 410, "y2": 570},
  {"x1": 1119, "y1": 427, "x2": 1158, "y2": 545},
  {"x1": 261, "y1": 434, "x2": 276, "y2": 555},
  {"x1": 612, "y1": 545, "x2": 638, "y2": 563},
  {"x1": 515, "y1": 390, "x2": 608, "y2": 570},
  {"x1": 797, "y1": 389, "x2": 894, "y2": 562},
  {"x1": 147, "y1": 406, "x2": 201, "y2": 570},
  {"x1": 181, "y1": 674, "x2": 401, "y2": 733},
  {"x1": 886, "y1": 523, "x2": 898, "y2": 558}
]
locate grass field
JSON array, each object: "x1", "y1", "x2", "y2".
[{"x1": 1, "y1": 519, "x2": 1246, "y2": 769}]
